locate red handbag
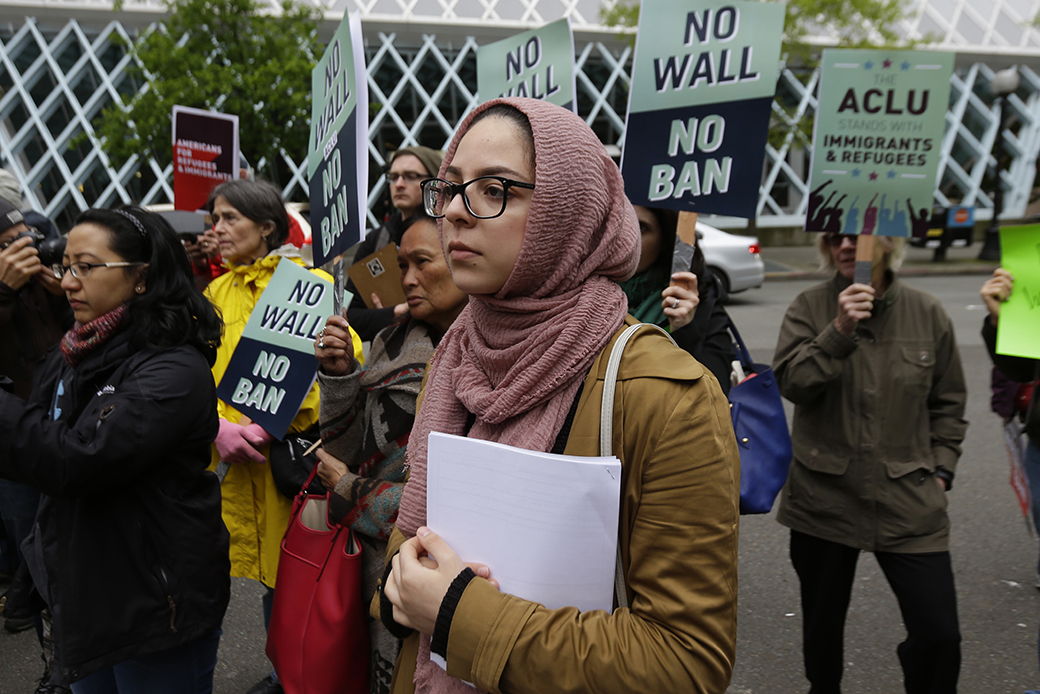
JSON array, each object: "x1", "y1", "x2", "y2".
[{"x1": 266, "y1": 463, "x2": 370, "y2": 694}]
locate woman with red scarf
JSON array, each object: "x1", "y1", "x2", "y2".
[
  {"x1": 376, "y1": 99, "x2": 740, "y2": 694},
  {"x1": 0, "y1": 206, "x2": 229, "y2": 693}
]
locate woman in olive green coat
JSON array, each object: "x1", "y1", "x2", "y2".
[{"x1": 773, "y1": 233, "x2": 967, "y2": 694}]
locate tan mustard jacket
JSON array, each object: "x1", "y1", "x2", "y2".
[
  {"x1": 773, "y1": 274, "x2": 967, "y2": 553},
  {"x1": 381, "y1": 318, "x2": 740, "y2": 694}
]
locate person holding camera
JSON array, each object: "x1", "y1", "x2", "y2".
[
  {"x1": 0, "y1": 197, "x2": 73, "y2": 692},
  {"x1": 0, "y1": 199, "x2": 68, "y2": 398}
]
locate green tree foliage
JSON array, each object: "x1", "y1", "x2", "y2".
[{"x1": 93, "y1": 0, "x2": 321, "y2": 187}]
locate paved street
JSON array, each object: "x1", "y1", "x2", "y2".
[{"x1": 2, "y1": 272, "x2": 1036, "y2": 693}]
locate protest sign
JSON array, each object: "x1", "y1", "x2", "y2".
[
  {"x1": 347, "y1": 243, "x2": 406, "y2": 309},
  {"x1": 996, "y1": 224, "x2": 1040, "y2": 360},
  {"x1": 477, "y1": 18, "x2": 576, "y2": 111},
  {"x1": 805, "y1": 49, "x2": 954, "y2": 236},
  {"x1": 216, "y1": 261, "x2": 332, "y2": 439},
  {"x1": 621, "y1": 0, "x2": 785, "y2": 218},
  {"x1": 308, "y1": 11, "x2": 368, "y2": 269},
  {"x1": 172, "y1": 106, "x2": 238, "y2": 212}
]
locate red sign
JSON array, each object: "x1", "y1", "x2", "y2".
[
  {"x1": 954, "y1": 208, "x2": 970, "y2": 225},
  {"x1": 172, "y1": 106, "x2": 239, "y2": 212}
]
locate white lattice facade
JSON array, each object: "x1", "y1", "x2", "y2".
[{"x1": 1, "y1": 0, "x2": 1039, "y2": 231}]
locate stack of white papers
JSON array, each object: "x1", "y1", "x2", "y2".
[{"x1": 427, "y1": 431, "x2": 622, "y2": 614}]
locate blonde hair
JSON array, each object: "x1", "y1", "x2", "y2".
[{"x1": 816, "y1": 234, "x2": 905, "y2": 272}]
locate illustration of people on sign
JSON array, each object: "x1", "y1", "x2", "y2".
[
  {"x1": 807, "y1": 181, "x2": 833, "y2": 230},
  {"x1": 862, "y1": 194, "x2": 880, "y2": 235},
  {"x1": 822, "y1": 194, "x2": 846, "y2": 233},
  {"x1": 909, "y1": 200, "x2": 931, "y2": 238},
  {"x1": 844, "y1": 197, "x2": 861, "y2": 235},
  {"x1": 878, "y1": 195, "x2": 909, "y2": 236},
  {"x1": 807, "y1": 180, "x2": 849, "y2": 232},
  {"x1": 891, "y1": 197, "x2": 908, "y2": 236}
]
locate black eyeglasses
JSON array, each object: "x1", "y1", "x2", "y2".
[
  {"x1": 823, "y1": 233, "x2": 857, "y2": 248},
  {"x1": 52, "y1": 261, "x2": 146, "y2": 280},
  {"x1": 421, "y1": 176, "x2": 535, "y2": 220},
  {"x1": 385, "y1": 171, "x2": 424, "y2": 184}
]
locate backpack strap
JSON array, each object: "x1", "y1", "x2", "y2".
[{"x1": 602, "y1": 323, "x2": 677, "y2": 609}]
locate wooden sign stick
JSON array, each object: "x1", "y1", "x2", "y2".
[
  {"x1": 853, "y1": 235, "x2": 873, "y2": 286},
  {"x1": 853, "y1": 235, "x2": 884, "y2": 288}
]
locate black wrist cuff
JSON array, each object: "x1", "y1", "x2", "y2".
[
  {"x1": 431, "y1": 567, "x2": 477, "y2": 659},
  {"x1": 936, "y1": 468, "x2": 954, "y2": 491},
  {"x1": 379, "y1": 555, "x2": 415, "y2": 639}
]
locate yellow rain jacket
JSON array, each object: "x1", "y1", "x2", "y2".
[{"x1": 205, "y1": 253, "x2": 363, "y2": 587}]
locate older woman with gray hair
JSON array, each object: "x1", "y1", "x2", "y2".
[
  {"x1": 202, "y1": 179, "x2": 363, "y2": 694},
  {"x1": 773, "y1": 231, "x2": 967, "y2": 694}
]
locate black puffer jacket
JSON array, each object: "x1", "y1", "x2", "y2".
[{"x1": 0, "y1": 332, "x2": 230, "y2": 683}]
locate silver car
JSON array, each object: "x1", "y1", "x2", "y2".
[{"x1": 697, "y1": 222, "x2": 764, "y2": 294}]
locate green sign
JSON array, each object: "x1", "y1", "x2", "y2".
[
  {"x1": 477, "y1": 19, "x2": 575, "y2": 111},
  {"x1": 806, "y1": 49, "x2": 954, "y2": 236},
  {"x1": 621, "y1": 0, "x2": 785, "y2": 218},
  {"x1": 216, "y1": 260, "x2": 333, "y2": 438},
  {"x1": 308, "y1": 11, "x2": 368, "y2": 266},
  {"x1": 627, "y1": 0, "x2": 784, "y2": 112},
  {"x1": 996, "y1": 224, "x2": 1040, "y2": 360}
]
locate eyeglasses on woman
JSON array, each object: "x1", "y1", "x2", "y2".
[
  {"x1": 52, "y1": 261, "x2": 147, "y2": 280},
  {"x1": 421, "y1": 176, "x2": 535, "y2": 220}
]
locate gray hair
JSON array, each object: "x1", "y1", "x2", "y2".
[
  {"x1": 206, "y1": 179, "x2": 289, "y2": 250},
  {"x1": 816, "y1": 234, "x2": 905, "y2": 273}
]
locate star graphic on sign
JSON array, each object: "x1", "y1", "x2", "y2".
[
  {"x1": 851, "y1": 168, "x2": 861, "y2": 177},
  {"x1": 869, "y1": 172, "x2": 878, "y2": 180},
  {"x1": 864, "y1": 60, "x2": 874, "y2": 70},
  {"x1": 883, "y1": 59, "x2": 892, "y2": 68},
  {"x1": 887, "y1": 170, "x2": 897, "y2": 179},
  {"x1": 901, "y1": 61, "x2": 911, "y2": 70}
]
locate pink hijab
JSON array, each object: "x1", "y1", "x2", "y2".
[{"x1": 394, "y1": 98, "x2": 640, "y2": 692}]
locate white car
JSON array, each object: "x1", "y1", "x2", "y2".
[{"x1": 696, "y1": 222, "x2": 764, "y2": 294}]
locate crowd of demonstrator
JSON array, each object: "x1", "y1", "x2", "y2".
[{"x1": 0, "y1": 96, "x2": 1034, "y2": 694}]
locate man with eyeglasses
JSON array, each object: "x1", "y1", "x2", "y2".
[
  {"x1": 345, "y1": 146, "x2": 443, "y2": 341},
  {"x1": 0, "y1": 197, "x2": 73, "y2": 694}
]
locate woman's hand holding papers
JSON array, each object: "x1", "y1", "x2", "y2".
[{"x1": 385, "y1": 526, "x2": 498, "y2": 635}]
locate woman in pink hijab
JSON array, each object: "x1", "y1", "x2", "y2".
[{"x1": 378, "y1": 98, "x2": 740, "y2": 694}]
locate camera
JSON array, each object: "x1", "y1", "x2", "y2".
[
  {"x1": 9, "y1": 228, "x2": 67, "y2": 267},
  {"x1": 177, "y1": 231, "x2": 203, "y2": 244}
]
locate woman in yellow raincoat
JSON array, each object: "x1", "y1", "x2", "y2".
[{"x1": 202, "y1": 179, "x2": 363, "y2": 694}]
